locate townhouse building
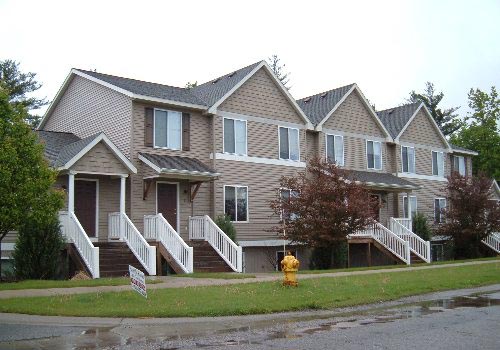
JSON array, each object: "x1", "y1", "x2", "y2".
[{"x1": 3, "y1": 60, "x2": 497, "y2": 277}]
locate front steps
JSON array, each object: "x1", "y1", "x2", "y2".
[
  {"x1": 190, "y1": 240, "x2": 233, "y2": 273},
  {"x1": 94, "y1": 242, "x2": 148, "y2": 277}
]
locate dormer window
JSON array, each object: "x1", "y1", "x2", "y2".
[{"x1": 154, "y1": 109, "x2": 181, "y2": 150}]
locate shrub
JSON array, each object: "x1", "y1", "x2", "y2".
[
  {"x1": 412, "y1": 213, "x2": 432, "y2": 241},
  {"x1": 309, "y1": 241, "x2": 348, "y2": 270},
  {"x1": 214, "y1": 214, "x2": 237, "y2": 242},
  {"x1": 12, "y1": 214, "x2": 65, "y2": 280}
]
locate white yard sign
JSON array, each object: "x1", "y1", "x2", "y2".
[{"x1": 129, "y1": 265, "x2": 147, "y2": 298}]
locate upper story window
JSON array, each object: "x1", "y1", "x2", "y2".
[
  {"x1": 432, "y1": 151, "x2": 445, "y2": 177},
  {"x1": 434, "y1": 198, "x2": 446, "y2": 223},
  {"x1": 403, "y1": 196, "x2": 417, "y2": 218},
  {"x1": 326, "y1": 134, "x2": 344, "y2": 166},
  {"x1": 224, "y1": 185, "x2": 248, "y2": 222},
  {"x1": 366, "y1": 140, "x2": 382, "y2": 170},
  {"x1": 401, "y1": 146, "x2": 415, "y2": 173},
  {"x1": 452, "y1": 155, "x2": 466, "y2": 176},
  {"x1": 223, "y1": 118, "x2": 247, "y2": 155},
  {"x1": 154, "y1": 109, "x2": 181, "y2": 149},
  {"x1": 279, "y1": 127, "x2": 300, "y2": 161}
]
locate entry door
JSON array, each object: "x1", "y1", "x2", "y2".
[
  {"x1": 74, "y1": 180, "x2": 97, "y2": 237},
  {"x1": 157, "y1": 183, "x2": 178, "y2": 230},
  {"x1": 370, "y1": 194, "x2": 380, "y2": 222}
]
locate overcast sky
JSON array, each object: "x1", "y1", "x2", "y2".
[{"x1": 2, "y1": 0, "x2": 499, "y2": 117}]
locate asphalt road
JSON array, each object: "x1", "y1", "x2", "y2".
[{"x1": 0, "y1": 285, "x2": 499, "y2": 349}]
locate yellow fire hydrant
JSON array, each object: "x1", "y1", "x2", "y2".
[{"x1": 281, "y1": 251, "x2": 300, "y2": 287}]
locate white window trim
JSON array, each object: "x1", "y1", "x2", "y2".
[
  {"x1": 222, "y1": 117, "x2": 248, "y2": 156},
  {"x1": 75, "y1": 178, "x2": 99, "y2": 242},
  {"x1": 278, "y1": 126, "x2": 301, "y2": 161},
  {"x1": 434, "y1": 197, "x2": 447, "y2": 223},
  {"x1": 325, "y1": 133, "x2": 345, "y2": 166},
  {"x1": 366, "y1": 140, "x2": 383, "y2": 170},
  {"x1": 155, "y1": 181, "x2": 180, "y2": 232},
  {"x1": 431, "y1": 151, "x2": 445, "y2": 177},
  {"x1": 223, "y1": 185, "x2": 249, "y2": 223},
  {"x1": 453, "y1": 155, "x2": 466, "y2": 176},
  {"x1": 401, "y1": 145, "x2": 415, "y2": 174},
  {"x1": 402, "y1": 195, "x2": 418, "y2": 218},
  {"x1": 153, "y1": 108, "x2": 183, "y2": 150}
]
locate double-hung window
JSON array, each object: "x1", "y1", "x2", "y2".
[
  {"x1": 401, "y1": 146, "x2": 415, "y2": 173},
  {"x1": 366, "y1": 140, "x2": 382, "y2": 170},
  {"x1": 223, "y1": 118, "x2": 247, "y2": 155},
  {"x1": 326, "y1": 134, "x2": 344, "y2": 166},
  {"x1": 280, "y1": 188, "x2": 298, "y2": 221},
  {"x1": 279, "y1": 127, "x2": 300, "y2": 161},
  {"x1": 432, "y1": 151, "x2": 445, "y2": 176},
  {"x1": 434, "y1": 198, "x2": 446, "y2": 223},
  {"x1": 154, "y1": 109, "x2": 182, "y2": 149},
  {"x1": 403, "y1": 196, "x2": 417, "y2": 218},
  {"x1": 224, "y1": 185, "x2": 248, "y2": 222},
  {"x1": 452, "y1": 155, "x2": 466, "y2": 176}
]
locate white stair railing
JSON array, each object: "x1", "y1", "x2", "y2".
[
  {"x1": 109, "y1": 212, "x2": 156, "y2": 275},
  {"x1": 390, "y1": 218, "x2": 431, "y2": 263},
  {"x1": 144, "y1": 214, "x2": 193, "y2": 273},
  {"x1": 349, "y1": 221, "x2": 410, "y2": 265},
  {"x1": 482, "y1": 232, "x2": 500, "y2": 254},
  {"x1": 59, "y1": 211, "x2": 100, "y2": 278},
  {"x1": 189, "y1": 215, "x2": 243, "y2": 272},
  {"x1": 108, "y1": 212, "x2": 121, "y2": 240}
]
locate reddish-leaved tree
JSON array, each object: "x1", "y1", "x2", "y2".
[
  {"x1": 269, "y1": 157, "x2": 378, "y2": 249},
  {"x1": 437, "y1": 173, "x2": 500, "y2": 259}
]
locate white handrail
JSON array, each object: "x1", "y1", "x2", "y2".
[
  {"x1": 390, "y1": 218, "x2": 431, "y2": 263},
  {"x1": 350, "y1": 221, "x2": 410, "y2": 265},
  {"x1": 189, "y1": 215, "x2": 243, "y2": 272},
  {"x1": 482, "y1": 232, "x2": 500, "y2": 253},
  {"x1": 144, "y1": 214, "x2": 193, "y2": 273},
  {"x1": 59, "y1": 211, "x2": 100, "y2": 278},
  {"x1": 394, "y1": 217, "x2": 412, "y2": 231},
  {"x1": 110, "y1": 212, "x2": 156, "y2": 275}
]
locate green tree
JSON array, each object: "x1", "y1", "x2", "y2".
[
  {"x1": 214, "y1": 214, "x2": 237, "y2": 242},
  {"x1": 0, "y1": 59, "x2": 48, "y2": 127},
  {"x1": 185, "y1": 81, "x2": 198, "y2": 89},
  {"x1": 408, "y1": 82, "x2": 462, "y2": 136},
  {"x1": 450, "y1": 87, "x2": 500, "y2": 179},
  {"x1": 267, "y1": 55, "x2": 290, "y2": 90},
  {"x1": 0, "y1": 87, "x2": 64, "y2": 279}
]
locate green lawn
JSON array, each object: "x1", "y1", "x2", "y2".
[
  {"x1": 0, "y1": 262, "x2": 498, "y2": 317},
  {"x1": 172, "y1": 272, "x2": 256, "y2": 279},
  {"x1": 0, "y1": 277, "x2": 162, "y2": 291}
]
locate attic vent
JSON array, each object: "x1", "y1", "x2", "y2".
[
  {"x1": 320, "y1": 92, "x2": 328, "y2": 98},
  {"x1": 304, "y1": 97, "x2": 311, "y2": 103},
  {"x1": 212, "y1": 78, "x2": 220, "y2": 84},
  {"x1": 227, "y1": 71, "x2": 236, "y2": 78},
  {"x1": 387, "y1": 109, "x2": 395, "y2": 115}
]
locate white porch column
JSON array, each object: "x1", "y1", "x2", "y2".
[
  {"x1": 406, "y1": 191, "x2": 412, "y2": 221},
  {"x1": 120, "y1": 175, "x2": 127, "y2": 214},
  {"x1": 68, "y1": 171, "x2": 76, "y2": 213}
]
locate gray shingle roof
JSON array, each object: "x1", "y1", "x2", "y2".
[
  {"x1": 54, "y1": 133, "x2": 101, "y2": 167},
  {"x1": 377, "y1": 102, "x2": 421, "y2": 138},
  {"x1": 191, "y1": 61, "x2": 262, "y2": 106},
  {"x1": 450, "y1": 144, "x2": 477, "y2": 154},
  {"x1": 347, "y1": 170, "x2": 419, "y2": 190},
  {"x1": 76, "y1": 69, "x2": 207, "y2": 106},
  {"x1": 139, "y1": 153, "x2": 218, "y2": 177},
  {"x1": 296, "y1": 84, "x2": 355, "y2": 126}
]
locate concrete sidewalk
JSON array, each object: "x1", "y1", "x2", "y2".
[{"x1": 0, "y1": 259, "x2": 498, "y2": 300}]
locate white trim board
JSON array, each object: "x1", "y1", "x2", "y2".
[
  {"x1": 212, "y1": 153, "x2": 306, "y2": 168},
  {"x1": 0, "y1": 243, "x2": 15, "y2": 251},
  {"x1": 138, "y1": 154, "x2": 221, "y2": 178},
  {"x1": 218, "y1": 110, "x2": 308, "y2": 130},
  {"x1": 396, "y1": 172, "x2": 448, "y2": 182}
]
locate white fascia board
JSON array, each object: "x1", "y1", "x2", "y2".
[
  {"x1": 395, "y1": 103, "x2": 452, "y2": 151},
  {"x1": 451, "y1": 148, "x2": 478, "y2": 156},
  {"x1": 138, "y1": 154, "x2": 162, "y2": 173},
  {"x1": 316, "y1": 84, "x2": 357, "y2": 131},
  {"x1": 353, "y1": 85, "x2": 393, "y2": 141},
  {"x1": 139, "y1": 154, "x2": 219, "y2": 178},
  {"x1": 491, "y1": 180, "x2": 500, "y2": 197},
  {"x1": 60, "y1": 133, "x2": 137, "y2": 173}
]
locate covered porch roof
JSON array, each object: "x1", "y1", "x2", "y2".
[{"x1": 347, "y1": 170, "x2": 419, "y2": 191}]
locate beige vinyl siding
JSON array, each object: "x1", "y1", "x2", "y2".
[
  {"x1": 400, "y1": 110, "x2": 448, "y2": 148},
  {"x1": 219, "y1": 68, "x2": 305, "y2": 125},
  {"x1": 71, "y1": 142, "x2": 129, "y2": 174},
  {"x1": 306, "y1": 131, "x2": 319, "y2": 160},
  {"x1": 397, "y1": 145, "x2": 451, "y2": 177},
  {"x1": 322, "y1": 90, "x2": 386, "y2": 137},
  {"x1": 386, "y1": 144, "x2": 398, "y2": 173},
  {"x1": 215, "y1": 160, "x2": 301, "y2": 241},
  {"x1": 43, "y1": 76, "x2": 132, "y2": 157}
]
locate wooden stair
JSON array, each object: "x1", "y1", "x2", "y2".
[
  {"x1": 94, "y1": 242, "x2": 148, "y2": 277},
  {"x1": 410, "y1": 252, "x2": 425, "y2": 264},
  {"x1": 190, "y1": 240, "x2": 233, "y2": 273}
]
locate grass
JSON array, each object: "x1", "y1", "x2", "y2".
[
  {"x1": 172, "y1": 272, "x2": 256, "y2": 279},
  {"x1": 0, "y1": 277, "x2": 162, "y2": 291},
  {"x1": 0, "y1": 261, "x2": 498, "y2": 317}
]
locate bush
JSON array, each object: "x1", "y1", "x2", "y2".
[
  {"x1": 412, "y1": 213, "x2": 432, "y2": 241},
  {"x1": 12, "y1": 214, "x2": 65, "y2": 280},
  {"x1": 214, "y1": 215, "x2": 237, "y2": 242},
  {"x1": 309, "y1": 241, "x2": 348, "y2": 270}
]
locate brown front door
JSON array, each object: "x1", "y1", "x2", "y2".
[
  {"x1": 370, "y1": 194, "x2": 380, "y2": 222},
  {"x1": 157, "y1": 183, "x2": 178, "y2": 229},
  {"x1": 74, "y1": 180, "x2": 97, "y2": 237}
]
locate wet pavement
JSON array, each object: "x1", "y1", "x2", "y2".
[{"x1": 0, "y1": 285, "x2": 499, "y2": 349}]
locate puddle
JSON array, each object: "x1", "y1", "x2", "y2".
[{"x1": 1, "y1": 291, "x2": 498, "y2": 349}]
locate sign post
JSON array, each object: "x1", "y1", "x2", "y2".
[{"x1": 129, "y1": 265, "x2": 147, "y2": 298}]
